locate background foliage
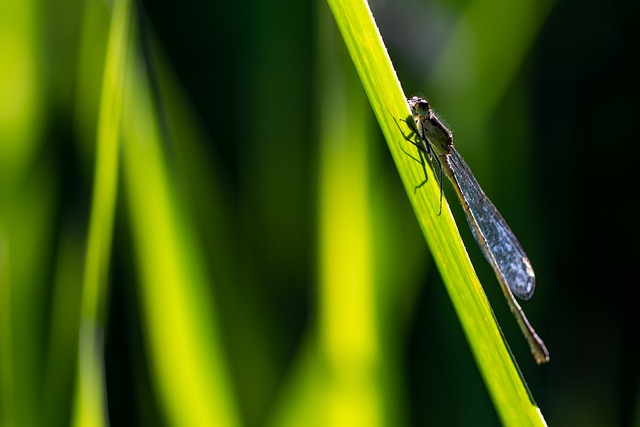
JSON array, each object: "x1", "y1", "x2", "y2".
[{"x1": 1, "y1": 0, "x2": 639, "y2": 426}]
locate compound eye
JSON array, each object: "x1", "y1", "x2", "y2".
[{"x1": 416, "y1": 100, "x2": 430, "y2": 115}]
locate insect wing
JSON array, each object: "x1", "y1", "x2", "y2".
[{"x1": 446, "y1": 147, "x2": 536, "y2": 300}]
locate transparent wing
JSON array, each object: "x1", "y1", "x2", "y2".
[{"x1": 444, "y1": 147, "x2": 535, "y2": 300}]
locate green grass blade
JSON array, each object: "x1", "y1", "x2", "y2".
[
  {"x1": 0, "y1": 0, "x2": 51, "y2": 425},
  {"x1": 73, "y1": 0, "x2": 131, "y2": 425},
  {"x1": 325, "y1": 0, "x2": 547, "y2": 425},
  {"x1": 267, "y1": 7, "x2": 397, "y2": 426},
  {"x1": 120, "y1": 31, "x2": 240, "y2": 427},
  {"x1": 315, "y1": 15, "x2": 382, "y2": 427}
]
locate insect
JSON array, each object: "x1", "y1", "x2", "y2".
[{"x1": 406, "y1": 96, "x2": 549, "y2": 364}]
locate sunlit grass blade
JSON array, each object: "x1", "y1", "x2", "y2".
[
  {"x1": 261, "y1": 4, "x2": 394, "y2": 425},
  {"x1": 120, "y1": 32, "x2": 240, "y2": 427},
  {"x1": 72, "y1": 0, "x2": 131, "y2": 425},
  {"x1": 325, "y1": 0, "x2": 547, "y2": 425},
  {"x1": 315, "y1": 11, "x2": 382, "y2": 427}
]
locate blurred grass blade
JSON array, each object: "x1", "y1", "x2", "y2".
[
  {"x1": 427, "y1": 0, "x2": 556, "y2": 132},
  {"x1": 266, "y1": 5, "x2": 399, "y2": 426},
  {"x1": 315, "y1": 8, "x2": 383, "y2": 427},
  {"x1": 0, "y1": 0, "x2": 50, "y2": 425},
  {"x1": 42, "y1": 226, "x2": 84, "y2": 427},
  {"x1": 325, "y1": 0, "x2": 547, "y2": 425},
  {"x1": 120, "y1": 30, "x2": 240, "y2": 427},
  {"x1": 72, "y1": 0, "x2": 131, "y2": 425}
]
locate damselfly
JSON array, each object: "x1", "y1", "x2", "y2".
[{"x1": 406, "y1": 96, "x2": 549, "y2": 364}]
